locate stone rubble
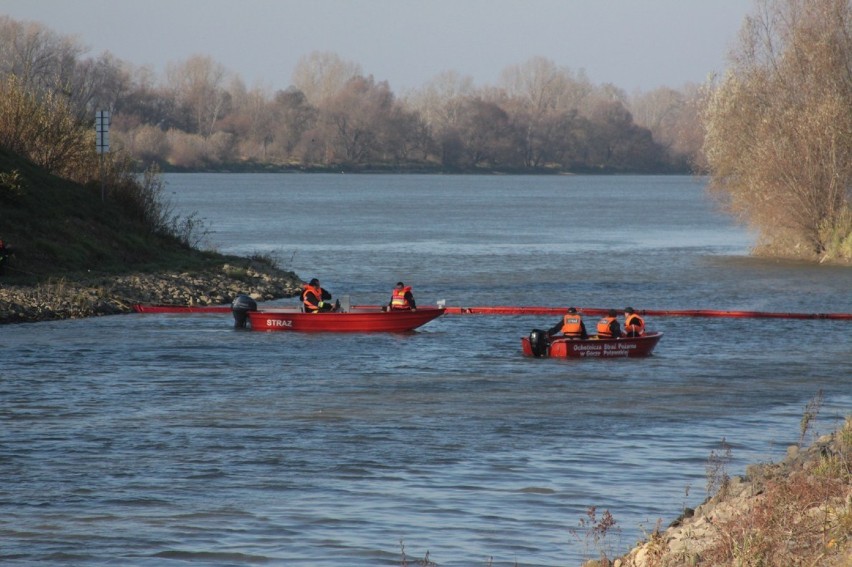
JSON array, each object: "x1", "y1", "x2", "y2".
[{"x1": 0, "y1": 262, "x2": 302, "y2": 324}]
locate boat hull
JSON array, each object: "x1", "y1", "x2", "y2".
[
  {"x1": 521, "y1": 331, "x2": 663, "y2": 358},
  {"x1": 246, "y1": 306, "x2": 445, "y2": 332}
]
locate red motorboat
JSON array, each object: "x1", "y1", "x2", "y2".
[
  {"x1": 521, "y1": 330, "x2": 663, "y2": 358},
  {"x1": 246, "y1": 306, "x2": 445, "y2": 333}
]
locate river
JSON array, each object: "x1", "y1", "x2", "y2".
[{"x1": 2, "y1": 174, "x2": 850, "y2": 566}]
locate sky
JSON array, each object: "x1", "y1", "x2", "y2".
[{"x1": 0, "y1": 0, "x2": 754, "y2": 95}]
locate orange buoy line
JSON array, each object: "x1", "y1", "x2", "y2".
[
  {"x1": 133, "y1": 304, "x2": 852, "y2": 320},
  {"x1": 444, "y1": 306, "x2": 852, "y2": 320}
]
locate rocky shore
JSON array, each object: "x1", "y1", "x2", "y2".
[
  {"x1": 0, "y1": 261, "x2": 302, "y2": 324},
  {"x1": 607, "y1": 420, "x2": 852, "y2": 567}
]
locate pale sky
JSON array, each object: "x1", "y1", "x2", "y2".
[{"x1": 0, "y1": 0, "x2": 753, "y2": 94}]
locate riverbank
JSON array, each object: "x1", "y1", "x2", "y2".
[
  {"x1": 0, "y1": 260, "x2": 302, "y2": 324},
  {"x1": 604, "y1": 416, "x2": 852, "y2": 567}
]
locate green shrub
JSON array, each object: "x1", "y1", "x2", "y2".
[
  {"x1": 818, "y1": 207, "x2": 852, "y2": 263},
  {"x1": 0, "y1": 168, "x2": 26, "y2": 201}
]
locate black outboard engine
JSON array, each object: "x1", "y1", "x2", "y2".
[
  {"x1": 528, "y1": 329, "x2": 549, "y2": 357},
  {"x1": 231, "y1": 294, "x2": 257, "y2": 329}
]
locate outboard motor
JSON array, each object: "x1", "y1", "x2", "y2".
[
  {"x1": 528, "y1": 328, "x2": 549, "y2": 357},
  {"x1": 231, "y1": 294, "x2": 257, "y2": 329}
]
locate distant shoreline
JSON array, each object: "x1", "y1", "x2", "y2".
[{"x1": 152, "y1": 163, "x2": 694, "y2": 176}]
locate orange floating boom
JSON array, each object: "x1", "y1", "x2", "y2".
[
  {"x1": 134, "y1": 304, "x2": 852, "y2": 320},
  {"x1": 445, "y1": 306, "x2": 852, "y2": 320}
]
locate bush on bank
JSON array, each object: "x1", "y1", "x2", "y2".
[{"x1": 0, "y1": 77, "x2": 302, "y2": 322}]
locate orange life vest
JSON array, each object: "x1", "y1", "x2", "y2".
[
  {"x1": 390, "y1": 286, "x2": 413, "y2": 310},
  {"x1": 624, "y1": 313, "x2": 645, "y2": 336},
  {"x1": 301, "y1": 283, "x2": 323, "y2": 312},
  {"x1": 597, "y1": 316, "x2": 617, "y2": 338},
  {"x1": 560, "y1": 314, "x2": 584, "y2": 337}
]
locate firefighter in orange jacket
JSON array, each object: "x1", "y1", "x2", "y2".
[
  {"x1": 547, "y1": 307, "x2": 588, "y2": 339},
  {"x1": 301, "y1": 278, "x2": 335, "y2": 312},
  {"x1": 596, "y1": 309, "x2": 621, "y2": 339},
  {"x1": 622, "y1": 306, "x2": 646, "y2": 337},
  {"x1": 388, "y1": 282, "x2": 416, "y2": 310}
]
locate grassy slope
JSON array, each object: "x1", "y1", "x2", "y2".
[{"x1": 0, "y1": 148, "x2": 234, "y2": 284}]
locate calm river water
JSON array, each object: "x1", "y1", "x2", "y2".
[{"x1": 2, "y1": 174, "x2": 850, "y2": 566}]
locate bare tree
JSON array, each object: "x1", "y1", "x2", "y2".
[
  {"x1": 0, "y1": 16, "x2": 84, "y2": 93},
  {"x1": 113, "y1": 63, "x2": 180, "y2": 132},
  {"x1": 702, "y1": 0, "x2": 852, "y2": 260},
  {"x1": 68, "y1": 51, "x2": 132, "y2": 118},
  {"x1": 500, "y1": 56, "x2": 589, "y2": 114},
  {"x1": 630, "y1": 87, "x2": 684, "y2": 143},
  {"x1": 404, "y1": 70, "x2": 477, "y2": 164},
  {"x1": 218, "y1": 78, "x2": 280, "y2": 161},
  {"x1": 454, "y1": 97, "x2": 516, "y2": 168},
  {"x1": 291, "y1": 51, "x2": 362, "y2": 107},
  {"x1": 498, "y1": 58, "x2": 598, "y2": 168},
  {"x1": 630, "y1": 83, "x2": 707, "y2": 170},
  {"x1": 317, "y1": 75, "x2": 399, "y2": 164},
  {"x1": 405, "y1": 70, "x2": 475, "y2": 127},
  {"x1": 165, "y1": 55, "x2": 229, "y2": 136},
  {"x1": 271, "y1": 88, "x2": 317, "y2": 162}
]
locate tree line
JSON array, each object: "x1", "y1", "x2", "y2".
[
  {"x1": 0, "y1": 0, "x2": 849, "y2": 263},
  {"x1": 0, "y1": 15, "x2": 703, "y2": 173}
]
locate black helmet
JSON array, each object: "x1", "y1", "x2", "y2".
[
  {"x1": 567, "y1": 307, "x2": 577, "y2": 314},
  {"x1": 625, "y1": 306, "x2": 635, "y2": 314},
  {"x1": 309, "y1": 278, "x2": 319, "y2": 286}
]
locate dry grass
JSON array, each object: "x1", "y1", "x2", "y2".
[
  {"x1": 703, "y1": 457, "x2": 851, "y2": 565},
  {"x1": 572, "y1": 506, "x2": 622, "y2": 566},
  {"x1": 616, "y1": 413, "x2": 852, "y2": 567}
]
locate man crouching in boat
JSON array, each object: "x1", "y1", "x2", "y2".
[
  {"x1": 302, "y1": 278, "x2": 338, "y2": 312},
  {"x1": 546, "y1": 307, "x2": 588, "y2": 339},
  {"x1": 388, "y1": 281, "x2": 416, "y2": 311}
]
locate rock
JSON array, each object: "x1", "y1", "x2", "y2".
[
  {"x1": 0, "y1": 262, "x2": 302, "y2": 325},
  {"x1": 786, "y1": 444, "x2": 799, "y2": 460}
]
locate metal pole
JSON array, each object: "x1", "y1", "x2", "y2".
[{"x1": 100, "y1": 153, "x2": 105, "y2": 202}]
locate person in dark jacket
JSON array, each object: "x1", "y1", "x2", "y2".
[
  {"x1": 547, "y1": 307, "x2": 588, "y2": 339},
  {"x1": 301, "y1": 278, "x2": 336, "y2": 312},
  {"x1": 388, "y1": 282, "x2": 416, "y2": 310},
  {"x1": 596, "y1": 309, "x2": 622, "y2": 339}
]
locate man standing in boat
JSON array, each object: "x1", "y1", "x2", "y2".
[
  {"x1": 546, "y1": 307, "x2": 588, "y2": 339},
  {"x1": 388, "y1": 282, "x2": 416, "y2": 311},
  {"x1": 622, "y1": 307, "x2": 646, "y2": 337},
  {"x1": 301, "y1": 278, "x2": 337, "y2": 312}
]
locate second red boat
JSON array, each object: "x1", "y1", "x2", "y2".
[{"x1": 521, "y1": 330, "x2": 663, "y2": 358}]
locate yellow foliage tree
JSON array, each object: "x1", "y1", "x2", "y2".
[
  {"x1": 0, "y1": 74, "x2": 97, "y2": 182},
  {"x1": 702, "y1": 0, "x2": 852, "y2": 261}
]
